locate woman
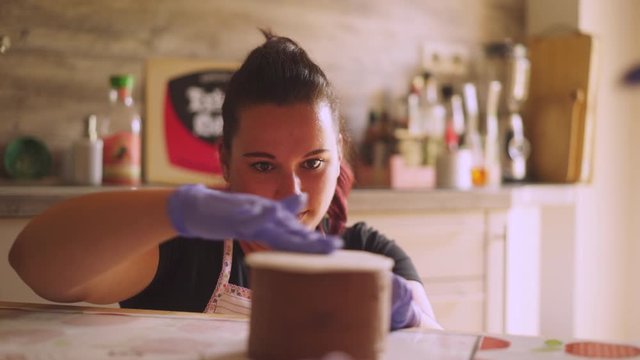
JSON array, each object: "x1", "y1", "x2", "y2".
[{"x1": 9, "y1": 31, "x2": 441, "y2": 330}]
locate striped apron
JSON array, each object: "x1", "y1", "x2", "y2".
[{"x1": 203, "y1": 240, "x2": 252, "y2": 316}]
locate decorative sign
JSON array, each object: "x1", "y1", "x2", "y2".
[{"x1": 145, "y1": 58, "x2": 237, "y2": 185}]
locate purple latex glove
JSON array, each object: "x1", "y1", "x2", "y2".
[
  {"x1": 167, "y1": 184, "x2": 341, "y2": 253},
  {"x1": 390, "y1": 273, "x2": 421, "y2": 331}
]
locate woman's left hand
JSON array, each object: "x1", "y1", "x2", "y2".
[
  {"x1": 390, "y1": 273, "x2": 421, "y2": 330},
  {"x1": 390, "y1": 274, "x2": 443, "y2": 331}
]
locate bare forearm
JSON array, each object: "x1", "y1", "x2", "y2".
[{"x1": 9, "y1": 189, "x2": 177, "y2": 301}]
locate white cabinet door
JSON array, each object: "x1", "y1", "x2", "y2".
[
  {"x1": 348, "y1": 210, "x2": 487, "y2": 332},
  {"x1": 348, "y1": 210, "x2": 485, "y2": 280}
]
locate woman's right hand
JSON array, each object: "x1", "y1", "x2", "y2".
[{"x1": 167, "y1": 184, "x2": 341, "y2": 253}]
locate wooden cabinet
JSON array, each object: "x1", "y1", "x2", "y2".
[
  {"x1": 348, "y1": 206, "x2": 507, "y2": 333},
  {"x1": 0, "y1": 217, "x2": 119, "y2": 308},
  {"x1": 347, "y1": 187, "x2": 579, "y2": 337},
  {"x1": 0, "y1": 218, "x2": 35, "y2": 303},
  {"x1": 0, "y1": 218, "x2": 118, "y2": 308}
]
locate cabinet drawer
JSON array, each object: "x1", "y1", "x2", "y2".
[
  {"x1": 348, "y1": 210, "x2": 485, "y2": 279},
  {"x1": 424, "y1": 279, "x2": 485, "y2": 333}
]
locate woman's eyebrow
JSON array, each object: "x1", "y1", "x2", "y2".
[
  {"x1": 242, "y1": 152, "x2": 275, "y2": 159},
  {"x1": 304, "y1": 149, "x2": 329, "y2": 157},
  {"x1": 242, "y1": 149, "x2": 329, "y2": 159}
]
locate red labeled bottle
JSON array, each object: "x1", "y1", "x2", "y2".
[{"x1": 102, "y1": 74, "x2": 142, "y2": 185}]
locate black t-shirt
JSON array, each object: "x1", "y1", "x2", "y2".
[{"x1": 120, "y1": 222, "x2": 420, "y2": 312}]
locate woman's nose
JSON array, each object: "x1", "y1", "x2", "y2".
[{"x1": 276, "y1": 171, "x2": 302, "y2": 199}]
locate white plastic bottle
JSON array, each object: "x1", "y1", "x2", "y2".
[
  {"x1": 73, "y1": 114, "x2": 103, "y2": 185},
  {"x1": 101, "y1": 74, "x2": 142, "y2": 185},
  {"x1": 436, "y1": 85, "x2": 473, "y2": 190}
]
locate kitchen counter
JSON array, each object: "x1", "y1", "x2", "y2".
[
  {"x1": 348, "y1": 184, "x2": 577, "y2": 212},
  {"x1": 0, "y1": 185, "x2": 154, "y2": 217},
  {"x1": 0, "y1": 184, "x2": 579, "y2": 217},
  {"x1": 2, "y1": 301, "x2": 638, "y2": 359}
]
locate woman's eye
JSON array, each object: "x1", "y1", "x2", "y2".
[
  {"x1": 302, "y1": 159, "x2": 324, "y2": 170},
  {"x1": 251, "y1": 162, "x2": 274, "y2": 172}
]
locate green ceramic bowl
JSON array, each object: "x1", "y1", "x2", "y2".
[{"x1": 3, "y1": 136, "x2": 53, "y2": 179}]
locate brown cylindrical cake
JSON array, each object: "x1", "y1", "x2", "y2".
[{"x1": 245, "y1": 250, "x2": 393, "y2": 360}]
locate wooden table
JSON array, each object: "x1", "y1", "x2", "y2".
[{"x1": 1, "y1": 302, "x2": 639, "y2": 359}]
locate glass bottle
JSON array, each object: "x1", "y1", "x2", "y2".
[
  {"x1": 101, "y1": 74, "x2": 142, "y2": 185},
  {"x1": 484, "y1": 81, "x2": 503, "y2": 187},
  {"x1": 441, "y1": 84, "x2": 464, "y2": 148},
  {"x1": 462, "y1": 83, "x2": 486, "y2": 186},
  {"x1": 420, "y1": 74, "x2": 446, "y2": 167},
  {"x1": 484, "y1": 41, "x2": 531, "y2": 181}
]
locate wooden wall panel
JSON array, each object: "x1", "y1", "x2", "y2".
[{"x1": 0, "y1": 0, "x2": 524, "y2": 178}]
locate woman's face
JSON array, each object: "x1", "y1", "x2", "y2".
[{"x1": 221, "y1": 102, "x2": 341, "y2": 229}]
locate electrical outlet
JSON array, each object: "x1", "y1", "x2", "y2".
[{"x1": 421, "y1": 42, "x2": 470, "y2": 77}]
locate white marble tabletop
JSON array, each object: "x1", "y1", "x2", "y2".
[{"x1": 1, "y1": 301, "x2": 638, "y2": 360}]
